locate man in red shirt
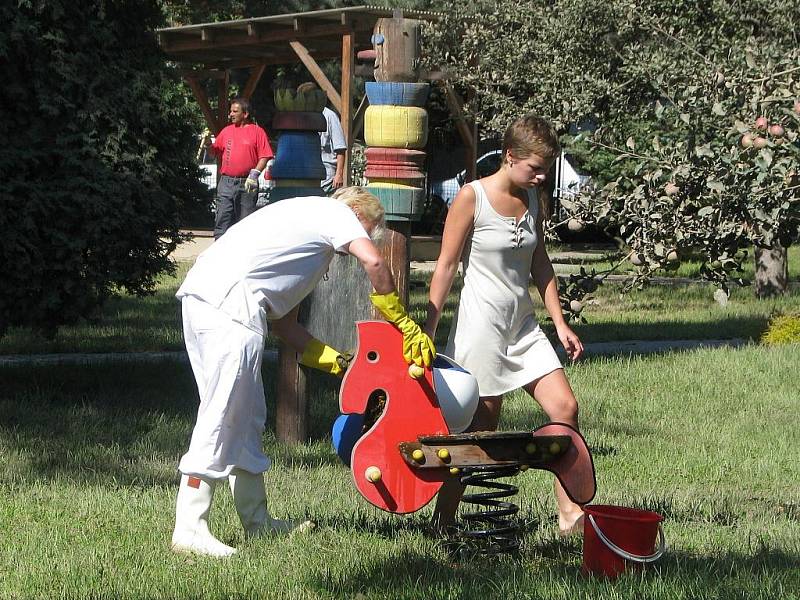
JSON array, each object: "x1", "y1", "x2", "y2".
[{"x1": 207, "y1": 98, "x2": 273, "y2": 238}]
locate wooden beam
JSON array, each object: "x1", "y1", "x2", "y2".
[
  {"x1": 160, "y1": 22, "x2": 371, "y2": 54},
  {"x1": 241, "y1": 64, "x2": 266, "y2": 100},
  {"x1": 184, "y1": 76, "x2": 222, "y2": 134},
  {"x1": 352, "y1": 94, "x2": 369, "y2": 140},
  {"x1": 289, "y1": 40, "x2": 342, "y2": 114},
  {"x1": 179, "y1": 68, "x2": 228, "y2": 80},
  {"x1": 341, "y1": 30, "x2": 354, "y2": 186},
  {"x1": 218, "y1": 71, "x2": 229, "y2": 127}
]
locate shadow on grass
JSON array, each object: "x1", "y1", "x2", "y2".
[
  {"x1": 0, "y1": 362, "x2": 200, "y2": 487},
  {"x1": 0, "y1": 361, "x2": 351, "y2": 485},
  {"x1": 552, "y1": 315, "x2": 770, "y2": 345},
  {"x1": 305, "y1": 541, "x2": 799, "y2": 599}
]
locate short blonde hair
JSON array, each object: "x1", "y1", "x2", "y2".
[
  {"x1": 502, "y1": 113, "x2": 560, "y2": 164},
  {"x1": 332, "y1": 186, "x2": 386, "y2": 244}
]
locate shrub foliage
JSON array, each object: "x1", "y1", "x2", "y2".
[{"x1": 0, "y1": 1, "x2": 208, "y2": 336}]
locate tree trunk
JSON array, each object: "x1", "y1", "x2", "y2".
[{"x1": 754, "y1": 241, "x2": 788, "y2": 298}]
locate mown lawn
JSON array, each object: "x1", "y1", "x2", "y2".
[
  {"x1": 1, "y1": 250, "x2": 798, "y2": 355},
  {"x1": 1, "y1": 343, "x2": 798, "y2": 599}
]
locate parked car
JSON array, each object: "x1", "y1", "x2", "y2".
[
  {"x1": 428, "y1": 149, "x2": 503, "y2": 210},
  {"x1": 419, "y1": 149, "x2": 591, "y2": 236},
  {"x1": 414, "y1": 150, "x2": 503, "y2": 236}
]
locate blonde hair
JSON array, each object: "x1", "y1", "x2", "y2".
[
  {"x1": 502, "y1": 113, "x2": 560, "y2": 164},
  {"x1": 332, "y1": 186, "x2": 386, "y2": 244}
]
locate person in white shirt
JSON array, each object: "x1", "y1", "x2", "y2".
[
  {"x1": 170, "y1": 187, "x2": 435, "y2": 558},
  {"x1": 297, "y1": 82, "x2": 347, "y2": 194}
]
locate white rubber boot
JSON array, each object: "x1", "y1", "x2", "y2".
[
  {"x1": 229, "y1": 468, "x2": 315, "y2": 537},
  {"x1": 171, "y1": 474, "x2": 237, "y2": 558}
]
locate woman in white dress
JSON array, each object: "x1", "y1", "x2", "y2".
[{"x1": 424, "y1": 114, "x2": 585, "y2": 535}]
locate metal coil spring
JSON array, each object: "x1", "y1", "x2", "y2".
[{"x1": 450, "y1": 464, "x2": 522, "y2": 556}]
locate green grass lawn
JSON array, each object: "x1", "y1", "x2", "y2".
[
  {"x1": 1, "y1": 344, "x2": 798, "y2": 598},
  {"x1": 2, "y1": 254, "x2": 798, "y2": 356}
]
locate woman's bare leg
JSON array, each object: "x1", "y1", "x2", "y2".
[
  {"x1": 523, "y1": 369, "x2": 584, "y2": 534},
  {"x1": 430, "y1": 395, "x2": 503, "y2": 532}
]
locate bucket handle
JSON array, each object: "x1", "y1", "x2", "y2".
[{"x1": 587, "y1": 514, "x2": 667, "y2": 564}]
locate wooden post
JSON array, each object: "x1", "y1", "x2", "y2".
[
  {"x1": 276, "y1": 344, "x2": 307, "y2": 443},
  {"x1": 218, "y1": 71, "x2": 229, "y2": 124},
  {"x1": 341, "y1": 29, "x2": 355, "y2": 186},
  {"x1": 383, "y1": 223, "x2": 411, "y2": 305}
]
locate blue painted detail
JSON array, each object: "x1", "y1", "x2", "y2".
[
  {"x1": 433, "y1": 355, "x2": 468, "y2": 373},
  {"x1": 365, "y1": 81, "x2": 430, "y2": 107},
  {"x1": 271, "y1": 132, "x2": 326, "y2": 180},
  {"x1": 332, "y1": 413, "x2": 365, "y2": 467},
  {"x1": 268, "y1": 187, "x2": 324, "y2": 202},
  {"x1": 371, "y1": 33, "x2": 385, "y2": 44}
]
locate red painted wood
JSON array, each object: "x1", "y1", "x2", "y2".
[
  {"x1": 532, "y1": 423, "x2": 597, "y2": 505},
  {"x1": 365, "y1": 147, "x2": 426, "y2": 168},
  {"x1": 340, "y1": 320, "x2": 448, "y2": 513}
]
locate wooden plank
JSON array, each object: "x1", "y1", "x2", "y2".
[
  {"x1": 184, "y1": 76, "x2": 222, "y2": 134},
  {"x1": 160, "y1": 22, "x2": 372, "y2": 54},
  {"x1": 352, "y1": 94, "x2": 369, "y2": 140},
  {"x1": 341, "y1": 30, "x2": 354, "y2": 186},
  {"x1": 398, "y1": 435, "x2": 572, "y2": 469},
  {"x1": 289, "y1": 40, "x2": 342, "y2": 114},
  {"x1": 276, "y1": 344, "x2": 307, "y2": 443},
  {"x1": 179, "y1": 68, "x2": 228, "y2": 80},
  {"x1": 241, "y1": 64, "x2": 266, "y2": 100}
]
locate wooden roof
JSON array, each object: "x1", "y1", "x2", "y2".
[{"x1": 156, "y1": 6, "x2": 443, "y2": 70}]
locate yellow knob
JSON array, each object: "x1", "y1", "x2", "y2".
[
  {"x1": 437, "y1": 448, "x2": 451, "y2": 462},
  {"x1": 411, "y1": 449, "x2": 425, "y2": 463},
  {"x1": 549, "y1": 442, "x2": 561, "y2": 455},
  {"x1": 408, "y1": 364, "x2": 425, "y2": 379},
  {"x1": 525, "y1": 442, "x2": 537, "y2": 455},
  {"x1": 519, "y1": 464, "x2": 529, "y2": 472},
  {"x1": 449, "y1": 467, "x2": 461, "y2": 476},
  {"x1": 365, "y1": 466, "x2": 382, "y2": 483}
]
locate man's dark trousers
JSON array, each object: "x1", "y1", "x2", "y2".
[{"x1": 214, "y1": 175, "x2": 258, "y2": 238}]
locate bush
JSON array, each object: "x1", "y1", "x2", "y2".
[
  {"x1": 0, "y1": 1, "x2": 209, "y2": 336},
  {"x1": 762, "y1": 313, "x2": 800, "y2": 346}
]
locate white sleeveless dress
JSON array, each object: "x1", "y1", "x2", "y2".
[{"x1": 445, "y1": 180, "x2": 563, "y2": 396}]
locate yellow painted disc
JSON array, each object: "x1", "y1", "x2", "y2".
[{"x1": 364, "y1": 106, "x2": 428, "y2": 149}]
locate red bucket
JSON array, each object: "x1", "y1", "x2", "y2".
[{"x1": 582, "y1": 505, "x2": 666, "y2": 578}]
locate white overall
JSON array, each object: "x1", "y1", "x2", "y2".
[{"x1": 176, "y1": 197, "x2": 368, "y2": 479}]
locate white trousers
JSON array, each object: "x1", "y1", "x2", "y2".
[{"x1": 178, "y1": 296, "x2": 271, "y2": 479}]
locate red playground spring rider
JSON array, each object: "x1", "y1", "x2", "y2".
[{"x1": 333, "y1": 321, "x2": 598, "y2": 554}]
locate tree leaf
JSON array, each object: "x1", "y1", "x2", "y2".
[{"x1": 698, "y1": 206, "x2": 715, "y2": 217}]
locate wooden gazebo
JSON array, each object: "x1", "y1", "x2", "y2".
[{"x1": 156, "y1": 6, "x2": 476, "y2": 186}]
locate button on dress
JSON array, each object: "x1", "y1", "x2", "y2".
[{"x1": 445, "y1": 180, "x2": 563, "y2": 396}]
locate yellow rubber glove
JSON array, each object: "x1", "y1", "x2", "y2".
[
  {"x1": 299, "y1": 339, "x2": 351, "y2": 378},
  {"x1": 370, "y1": 291, "x2": 435, "y2": 368}
]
